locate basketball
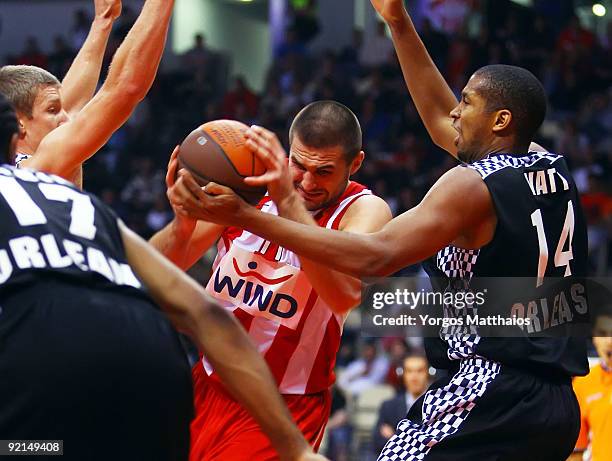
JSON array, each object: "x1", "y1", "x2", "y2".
[{"x1": 178, "y1": 120, "x2": 267, "y2": 205}]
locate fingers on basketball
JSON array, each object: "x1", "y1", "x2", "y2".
[{"x1": 166, "y1": 146, "x2": 180, "y2": 187}]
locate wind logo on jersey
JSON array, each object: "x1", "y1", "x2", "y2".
[
  {"x1": 232, "y1": 258, "x2": 294, "y2": 285},
  {"x1": 206, "y1": 244, "x2": 311, "y2": 329}
]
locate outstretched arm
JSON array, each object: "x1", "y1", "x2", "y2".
[
  {"x1": 180, "y1": 166, "x2": 495, "y2": 278},
  {"x1": 119, "y1": 222, "x2": 326, "y2": 461},
  {"x1": 61, "y1": 0, "x2": 122, "y2": 116},
  {"x1": 23, "y1": 0, "x2": 173, "y2": 181},
  {"x1": 371, "y1": 0, "x2": 459, "y2": 156}
]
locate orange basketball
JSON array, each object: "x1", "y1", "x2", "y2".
[{"x1": 178, "y1": 120, "x2": 266, "y2": 204}]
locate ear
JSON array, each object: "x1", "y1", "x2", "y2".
[
  {"x1": 349, "y1": 150, "x2": 365, "y2": 176},
  {"x1": 492, "y1": 109, "x2": 512, "y2": 133},
  {"x1": 17, "y1": 117, "x2": 26, "y2": 140}
]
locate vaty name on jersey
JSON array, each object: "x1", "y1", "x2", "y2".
[{"x1": 0, "y1": 165, "x2": 141, "y2": 291}]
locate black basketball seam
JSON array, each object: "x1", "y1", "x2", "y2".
[
  {"x1": 179, "y1": 159, "x2": 265, "y2": 204},
  {"x1": 198, "y1": 127, "x2": 249, "y2": 178}
]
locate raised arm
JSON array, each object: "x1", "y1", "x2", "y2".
[
  {"x1": 188, "y1": 167, "x2": 494, "y2": 278},
  {"x1": 22, "y1": 0, "x2": 173, "y2": 181},
  {"x1": 372, "y1": 0, "x2": 547, "y2": 157},
  {"x1": 119, "y1": 222, "x2": 325, "y2": 461},
  {"x1": 61, "y1": 0, "x2": 122, "y2": 116},
  {"x1": 371, "y1": 0, "x2": 459, "y2": 155}
]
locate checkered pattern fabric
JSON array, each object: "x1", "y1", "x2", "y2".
[
  {"x1": 468, "y1": 152, "x2": 562, "y2": 179},
  {"x1": 436, "y1": 246, "x2": 479, "y2": 280},
  {"x1": 435, "y1": 245, "x2": 482, "y2": 359},
  {"x1": 14, "y1": 153, "x2": 30, "y2": 167},
  {"x1": 445, "y1": 334, "x2": 481, "y2": 360},
  {"x1": 377, "y1": 358, "x2": 502, "y2": 461}
]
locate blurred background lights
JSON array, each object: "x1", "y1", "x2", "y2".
[{"x1": 592, "y1": 3, "x2": 606, "y2": 16}]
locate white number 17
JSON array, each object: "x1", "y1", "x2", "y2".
[{"x1": 0, "y1": 176, "x2": 97, "y2": 240}]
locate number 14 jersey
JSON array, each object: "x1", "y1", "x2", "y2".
[{"x1": 425, "y1": 151, "x2": 589, "y2": 377}]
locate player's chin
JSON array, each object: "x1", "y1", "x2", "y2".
[{"x1": 303, "y1": 196, "x2": 328, "y2": 211}]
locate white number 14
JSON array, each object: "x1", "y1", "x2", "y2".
[{"x1": 530, "y1": 201, "x2": 575, "y2": 287}]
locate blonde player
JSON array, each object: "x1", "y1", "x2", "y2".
[
  {"x1": 150, "y1": 101, "x2": 392, "y2": 460},
  {"x1": 0, "y1": 0, "x2": 162, "y2": 189}
]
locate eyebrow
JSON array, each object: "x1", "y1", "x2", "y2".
[
  {"x1": 45, "y1": 97, "x2": 61, "y2": 106},
  {"x1": 292, "y1": 157, "x2": 335, "y2": 172}
]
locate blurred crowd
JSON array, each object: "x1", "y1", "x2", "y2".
[
  {"x1": 4, "y1": 3, "x2": 610, "y2": 275},
  {"x1": 3, "y1": 2, "x2": 611, "y2": 459}
]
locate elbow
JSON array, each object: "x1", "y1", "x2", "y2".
[
  {"x1": 190, "y1": 296, "x2": 239, "y2": 338},
  {"x1": 121, "y1": 81, "x2": 147, "y2": 102},
  {"x1": 105, "y1": 77, "x2": 147, "y2": 104},
  {"x1": 363, "y1": 242, "x2": 395, "y2": 278}
]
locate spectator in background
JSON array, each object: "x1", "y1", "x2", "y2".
[
  {"x1": 182, "y1": 33, "x2": 212, "y2": 75},
  {"x1": 557, "y1": 15, "x2": 596, "y2": 55},
  {"x1": 384, "y1": 338, "x2": 410, "y2": 390},
  {"x1": 420, "y1": 18, "x2": 449, "y2": 71},
  {"x1": 570, "y1": 287, "x2": 612, "y2": 461},
  {"x1": 146, "y1": 195, "x2": 173, "y2": 234},
  {"x1": 222, "y1": 76, "x2": 259, "y2": 121},
  {"x1": 338, "y1": 341, "x2": 389, "y2": 397},
  {"x1": 359, "y1": 21, "x2": 394, "y2": 68},
  {"x1": 373, "y1": 355, "x2": 430, "y2": 454},
  {"x1": 70, "y1": 9, "x2": 91, "y2": 49},
  {"x1": 324, "y1": 386, "x2": 352, "y2": 461},
  {"x1": 120, "y1": 157, "x2": 165, "y2": 212},
  {"x1": 16, "y1": 37, "x2": 48, "y2": 69},
  {"x1": 47, "y1": 36, "x2": 75, "y2": 79}
]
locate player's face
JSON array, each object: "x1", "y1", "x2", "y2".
[
  {"x1": 22, "y1": 85, "x2": 70, "y2": 152},
  {"x1": 450, "y1": 76, "x2": 497, "y2": 163},
  {"x1": 593, "y1": 316, "x2": 612, "y2": 368},
  {"x1": 402, "y1": 357, "x2": 429, "y2": 396},
  {"x1": 289, "y1": 136, "x2": 363, "y2": 211}
]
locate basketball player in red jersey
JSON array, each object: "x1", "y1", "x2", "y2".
[
  {"x1": 177, "y1": 1, "x2": 590, "y2": 460},
  {"x1": 150, "y1": 100, "x2": 392, "y2": 460},
  {"x1": 0, "y1": 0, "x2": 164, "y2": 189}
]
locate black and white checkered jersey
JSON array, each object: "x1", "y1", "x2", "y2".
[
  {"x1": 424, "y1": 151, "x2": 589, "y2": 378},
  {"x1": 0, "y1": 164, "x2": 149, "y2": 303}
]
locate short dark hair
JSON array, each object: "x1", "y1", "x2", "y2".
[
  {"x1": 0, "y1": 92, "x2": 19, "y2": 164},
  {"x1": 0, "y1": 65, "x2": 60, "y2": 118},
  {"x1": 473, "y1": 65, "x2": 547, "y2": 146},
  {"x1": 289, "y1": 100, "x2": 362, "y2": 163}
]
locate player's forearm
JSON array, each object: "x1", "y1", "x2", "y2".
[
  {"x1": 277, "y1": 193, "x2": 362, "y2": 311},
  {"x1": 387, "y1": 14, "x2": 458, "y2": 155},
  {"x1": 103, "y1": 0, "x2": 173, "y2": 101},
  {"x1": 193, "y1": 305, "x2": 311, "y2": 461},
  {"x1": 61, "y1": 15, "x2": 114, "y2": 115},
  {"x1": 242, "y1": 206, "x2": 388, "y2": 278},
  {"x1": 149, "y1": 218, "x2": 196, "y2": 270}
]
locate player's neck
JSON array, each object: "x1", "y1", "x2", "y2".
[
  {"x1": 16, "y1": 140, "x2": 35, "y2": 156},
  {"x1": 482, "y1": 140, "x2": 529, "y2": 159}
]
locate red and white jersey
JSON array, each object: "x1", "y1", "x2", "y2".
[{"x1": 203, "y1": 181, "x2": 372, "y2": 394}]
